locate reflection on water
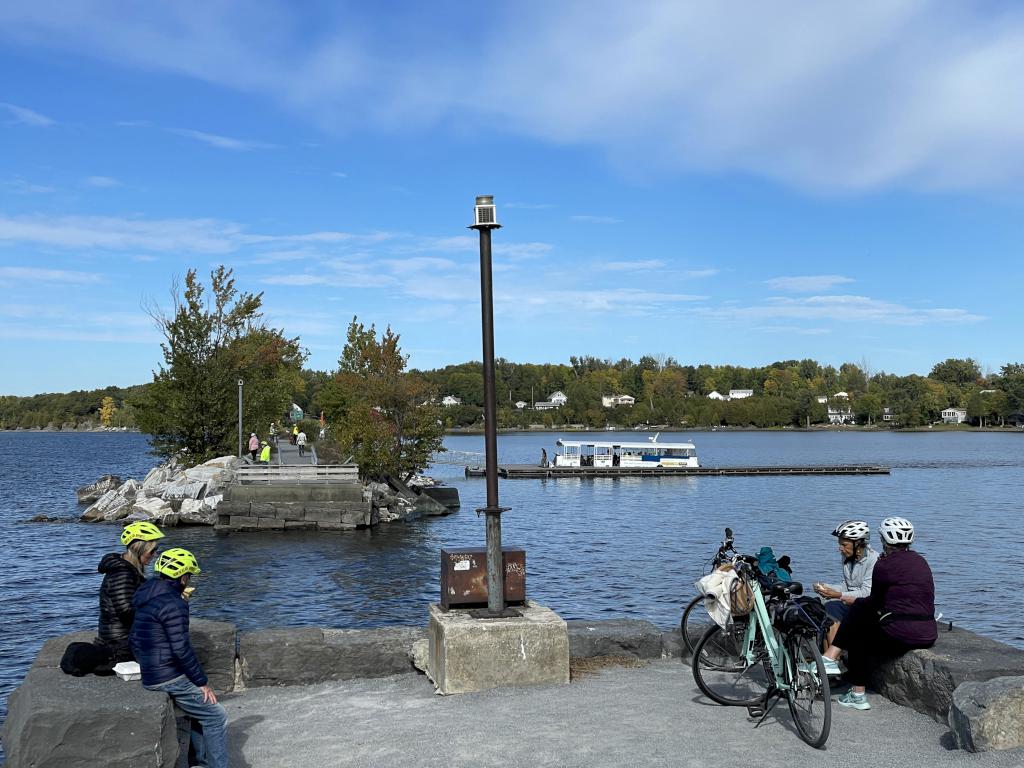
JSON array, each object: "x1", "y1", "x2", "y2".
[{"x1": 2, "y1": 429, "x2": 1024, "y2": 730}]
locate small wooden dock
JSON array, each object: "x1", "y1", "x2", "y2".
[{"x1": 464, "y1": 464, "x2": 890, "y2": 478}]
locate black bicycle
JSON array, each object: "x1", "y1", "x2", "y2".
[{"x1": 680, "y1": 527, "x2": 737, "y2": 655}]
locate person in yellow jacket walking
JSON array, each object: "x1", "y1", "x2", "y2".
[
  {"x1": 259, "y1": 440, "x2": 271, "y2": 463},
  {"x1": 291, "y1": 424, "x2": 299, "y2": 445}
]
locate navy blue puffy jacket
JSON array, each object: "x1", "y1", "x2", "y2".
[{"x1": 128, "y1": 577, "x2": 207, "y2": 687}]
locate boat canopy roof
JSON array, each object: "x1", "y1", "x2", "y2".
[{"x1": 556, "y1": 439, "x2": 696, "y2": 450}]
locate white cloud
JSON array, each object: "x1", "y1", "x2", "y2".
[
  {"x1": 685, "y1": 268, "x2": 719, "y2": 279},
  {"x1": 505, "y1": 202, "x2": 554, "y2": 210},
  {"x1": 0, "y1": 266, "x2": 102, "y2": 284},
  {"x1": 82, "y1": 175, "x2": 121, "y2": 188},
  {"x1": 0, "y1": 102, "x2": 55, "y2": 126},
  {"x1": 699, "y1": 294, "x2": 984, "y2": 326},
  {"x1": 602, "y1": 259, "x2": 665, "y2": 271},
  {"x1": 2, "y1": 178, "x2": 55, "y2": 194},
  {"x1": 331, "y1": 171, "x2": 348, "y2": 178},
  {"x1": 5, "y1": 3, "x2": 1023, "y2": 189},
  {"x1": 168, "y1": 128, "x2": 277, "y2": 151},
  {"x1": 765, "y1": 275, "x2": 856, "y2": 292}
]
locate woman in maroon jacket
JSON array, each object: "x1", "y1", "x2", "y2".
[{"x1": 824, "y1": 516, "x2": 937, "y2": 711}]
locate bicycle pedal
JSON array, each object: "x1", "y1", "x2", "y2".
[{"x1": 746, "y1": 704, "x2": 766, "y2": 718}]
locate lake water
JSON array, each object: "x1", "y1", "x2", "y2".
[{"x1": 2, "y1": 429, "x2": 1023, "y2": 734}]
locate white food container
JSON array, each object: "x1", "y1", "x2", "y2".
[{"x1": 113, "y1": 661, "x2": 141, "y2": 681}]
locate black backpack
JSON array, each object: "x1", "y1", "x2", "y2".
[{"x1": 59, "y1": 641, "x2": 116, "y2": 676}]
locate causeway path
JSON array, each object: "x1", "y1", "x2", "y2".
[
  {"x1": 273, "y1": 436, "x2": 313, "y2": 466},
  {"x1": 220, "y1": 660, "x2": 1024, "y2": 767}
]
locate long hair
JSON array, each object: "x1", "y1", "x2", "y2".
[{"x1": 123, "y1": 539, "x2": 157, "y2": 575}]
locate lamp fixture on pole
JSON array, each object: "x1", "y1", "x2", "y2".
[{"x1": 470, "y1": 195, "x2": 510, "y2": 615}]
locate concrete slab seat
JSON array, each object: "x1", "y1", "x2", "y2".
[
  {"x1": 3, "y1": 619, "x2": 236, "y2": 768},
  {"x1": 238, "y1": 626, "x2": 426, "y2": 687},
  {"x1": 566, "y1": 619, "x2": 665, "y2": 660},
  {"x1": 868, "y1": 624, "x2": 1024, "y2": 725}
]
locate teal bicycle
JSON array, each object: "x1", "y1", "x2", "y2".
[{"x1": 691, "y1": 557, "x2": 832, "y2": 749}]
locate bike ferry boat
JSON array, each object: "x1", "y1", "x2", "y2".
[{"x1": 553, "y1": 435, "x2": 699, "y2": 468}]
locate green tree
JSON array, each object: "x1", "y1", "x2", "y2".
[
  {"x1": 323, "y1": 318, "x2": 444, "y2": 480},
  {"x1": 929, "y1": 358, "x2": 981, "y2": 388},
  {"x1": 136, "y1": 267, "x2": 305, "y2": 465}
]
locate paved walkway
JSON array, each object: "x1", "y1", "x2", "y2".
[
  {"x1": 220, "y1": 660, "x2": 1024, "y2": 767},
  {"x1": 273, "y1": 436, "x2": 313, "y2": 466}
]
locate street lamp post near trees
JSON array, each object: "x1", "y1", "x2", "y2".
[
  {"x1": 470, "y1": 195, "x2": 510, "y2": 615},
  {"x1": 237, "y1": 379, "x2": 244, "y2": 458}
]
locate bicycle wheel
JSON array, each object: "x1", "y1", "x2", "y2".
[
  {"x1": 783, "y1": 631, "x2": 832, "y2": 749},
  {"x1": 680, "y1": 595, "x2": 713, "y2": 656},
  {"x1": 691, "y1": 623, "x2": 769, "y2": 706}
]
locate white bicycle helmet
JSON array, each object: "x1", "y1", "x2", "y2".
[
  {"x1": 832, "y1": 520, "x2": 870, "y2": 541},
  {"x1": 879, "y1": 516, "x2": 915, "y2": 545}
]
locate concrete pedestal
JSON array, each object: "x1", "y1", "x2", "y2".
[{"x1": 427, "y1": 601, "x2": 570, "y2": 695}]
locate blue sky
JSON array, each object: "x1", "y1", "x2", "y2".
[{"x1": 2, "y1": 2, "x2": 1023, "y2": 395}]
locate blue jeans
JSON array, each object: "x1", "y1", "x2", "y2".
[
  {"x1": 146, "y1": 675, "x2": 229, "y2": 768},
  {"x1": 824, "y1": 599, "x2": 850, "y2": 623}
]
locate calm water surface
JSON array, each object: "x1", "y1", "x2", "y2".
[{"x1": 2, "y1": 429, "x2": 1023, "y2": 732}]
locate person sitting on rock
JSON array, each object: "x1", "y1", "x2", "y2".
[
  {"x1": 130, "y1": 548, "x2": 229, "y2": 768},
  {"x1": 813, "y1": 519, "x2": 877, "y2": 653},
  {"x1": 823, "y1": 516, "x2": 937, "y2": 711},
  {"x1": 97, "y1": 521, "x2": 164, "y2": 662}
]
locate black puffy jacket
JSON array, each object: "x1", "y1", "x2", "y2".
[
  {"x1": 129, "y1": 576, "x2": 207, "y2": 687},
  {"x1": 97, "y1": 552, "x2": 144, "y2": 657}
]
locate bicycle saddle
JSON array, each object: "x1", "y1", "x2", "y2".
[{"x1": 769, "y1": 581, "x2": 803, "y2": 599}]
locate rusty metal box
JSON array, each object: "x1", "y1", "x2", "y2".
[{"x1": 440, "y1": 547, "x2": 526, "y2": 608}]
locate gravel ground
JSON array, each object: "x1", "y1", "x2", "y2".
[{"x1": 220, "y1": 660, "x2": 1024, "y2": 767}]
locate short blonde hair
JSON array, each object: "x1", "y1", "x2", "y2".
[{"x1": 124, "y1": 539, "x2": 158, "y2": 575}]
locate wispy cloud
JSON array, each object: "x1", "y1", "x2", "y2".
[
  {"x1": 0, "y1": 267, "x2": 103, "y2": 284},
  {"x1": 602, "y1": 259, "x2": 665, "y2": 271},
  {"x1": 699, "y1": 295, "x2": 984, "y2": 326},
  {"x1": 331, "y1": 171, "x2": 348, "y2": 178},
  {"x1": 168, "y1": 128, "x2": 277, "y2": 151},
  {"x1": 505, "y1": 202, "x2": 555, "y2": 210},
  {"x1": 0, "y1": 102, "x2": 55, "y2": 127},
  {"x1": 765, "y1": 275, "x2": 855, "y2": 292},
  {"x1": 685, "y1": 268, "x2": 719, "y2": 279},
  {"x1": 571, "y1": 214, "x2": 622, "y2": 224},
  {"x1": 82, "y1": 175, "x2": 122, "y2": 188},
  {"x1": 2, "y1": 178, "x2": 55, "y2": 194}
]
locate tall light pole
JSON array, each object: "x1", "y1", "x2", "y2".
[
  {"x1": 237, "y1": 379, "x2": 244, "y2": 458},
  {"x1": 471, "y1": 195, "x2": 509, "y2": 615}
]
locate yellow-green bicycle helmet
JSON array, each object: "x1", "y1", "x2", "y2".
[
  {"x1": 154, "y1": 548, "x2": 201, "y2": 579},
  {"x1": 120, "y1": 521, "x2": 165, "y2": 546}
]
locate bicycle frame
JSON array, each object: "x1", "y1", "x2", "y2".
[{"x1": 734, "y1": 578, "x2": 792, "y2": 693}]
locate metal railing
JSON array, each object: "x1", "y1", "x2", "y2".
[{"x1": 235, "y1": 464, "x2": 360, "y2": 484}]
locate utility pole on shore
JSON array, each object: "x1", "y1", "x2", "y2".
[
  {"x1": 471, "y1": 195, "x2": 509, "y2": 615},
  {"x1": 237, "y1": 379, "x2": 244, "y2": 458}
]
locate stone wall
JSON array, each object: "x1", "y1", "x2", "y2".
[{"x1": 215, "y1": 483, "x2": 378, "y2": 532}]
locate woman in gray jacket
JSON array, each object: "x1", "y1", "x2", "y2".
[{"x1": 813, "y1": 520, "x2": 878, "y2": 659}]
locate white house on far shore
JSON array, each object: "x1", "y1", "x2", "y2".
[
  {"x1": 441, "y1": 395, "x2": 462, "y2": 407},
  {"x1": 729, "y1": 389, "x2": 754, "y2": 399},
  {"x1": 941, "y1": 407, "x2": 968, "y2": 424},
  {"x1": 707, "y1": 391, "x2": 728, "y2": 401},
  {"x1": 514, "y1": 400, "x2": 527, "y2": 410},
  {"x1": 535, "y1": 390, "x2": 568, "y2": 411},
  {"x1": 602, "y1": 394, "x2": 636, "y2": 407}
]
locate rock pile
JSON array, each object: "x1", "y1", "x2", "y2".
[{"x1": 79, "y1": 456, "x2": 238, "y2": 527}]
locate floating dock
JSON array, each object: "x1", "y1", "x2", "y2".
[{"x1": 465, "y1": 464, "x2": 890, "y2": 478}]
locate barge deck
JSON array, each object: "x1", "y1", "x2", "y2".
[{"x1": 465, "y1": 464, "x2": 890, "y2": 478}]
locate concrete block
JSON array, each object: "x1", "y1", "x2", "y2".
[
  {"x1": 190, "y1": 617, "x2": 238, "y2": 693},
  {"x1": 567, "y1": 619, "x2": 664, "y2": 660},
  {"x1": 249, "y1": 502, "x2": 277, "y2": 517},
  {"x1": 257, "y1": 516, "x2": 285, "y2": 529},
  {"x1": 272, "y1": 503, "x2": 306, "y2": 521},
  {"x1": 316, "y1": 521, "x2": 357, "y2": 531},
  {"x1": 305, "y1": 507, "x2": 342, "y2": 523},
  {"x1": 238, "y1": 627, "x2": 424, "y2": 687},
  {"x1": 949, "y1": 676, "x2": 1024, "y2": 752},
  {"x1": 229, "y1": 515, "x2": 258, "y2": 531},
  {"x1": 427, "y1": 601, "x2": 570, "y2": 695},
  {"x1": 227, "y1": 484, "x2": 363, "y2": 504},
  {"x1": 1, "y1": 667, "x2": 177, "y2": 768},
  {"x1": 284, "y1": 520, "x2": 316, "y2": 530}
]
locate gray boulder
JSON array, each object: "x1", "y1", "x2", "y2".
[
  {"x1": 76, "y1": 475, "x2": 123, "y2": 504},
  {"x1": 177, "y1": 499, "x2": 216, "y2": 525},
  {"x1": 160, "y1": 479, "x2": 207, "y2": 501},
  {"x1": 1, "y1": 667, "x2": 177, "y2": 768},
  {"x1": 869, "y1": 625, "x2": 1024, "y2": 723},
  {"x1": 239, "y1": 626, "x2": 424, "y2": 688},
  {"x1": 413, "y1": 492, "x2": 450, "y2": 517},
  {"x1": 129, "y1": 496, "x2": 177, "y2": 525},
  {"x1": 949, "y1": 675, "x2": 1024, "y2": 752},
  {"x1": 190, "y1": 617, "x2": 238, "y2": 693},
  {"x1": 567, "y1": 619, "x2": 664, "y2": 660},
  {"x1": 80, "y1": 479, "x2": 139, "y2": 522}
]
